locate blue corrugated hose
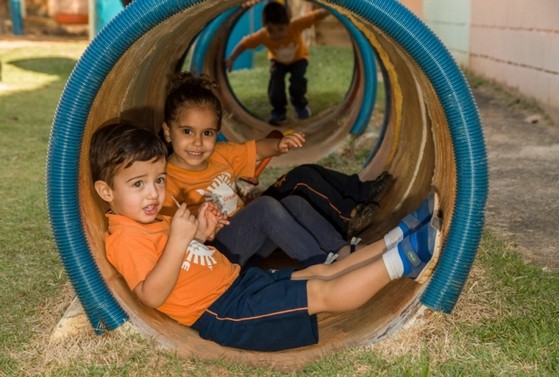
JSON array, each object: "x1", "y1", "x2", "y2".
[
  {"x1": 46, "y1": 0, "x2": 487, "y2": 334},
  {"x1": 8, "y1": 0, "x2": 24, "y2": 35}
]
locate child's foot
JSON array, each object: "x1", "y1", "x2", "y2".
[
  {"x1": 347, "y1": 202, "x2": 380, "y2": 238},
  {"x1": 269, "y1": 111, "x2": 287, "y2": 126},
  {"x1": 295, "y1": 106, "x2": 312, "y2": 120},
  {"x1": 398, "y1": 215, "x2": 442, "y2": 282},
  {"x1": 384, "y1": 191, "x2": 437, "y2": 250},
  {"x1": 367, "y1": 171, "x2": 394, "y2": 203},
  {"x1": 400, "y1": 191, "x2": 436, "y2": 235}
]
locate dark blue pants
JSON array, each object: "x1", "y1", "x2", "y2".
[
  {"x1": 213, "y1": 195, "x2": 346, "y2": 268},
  {"x1": 268, "y1": 59, "x2": 309, "y2": 114},
  {"x1": 191, "y1": 268, "x2": 318, "y2": 351},
  {"x1": 263, "y1": 164, "x2": 373, "y2": 237}
]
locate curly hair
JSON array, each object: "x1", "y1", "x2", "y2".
[{"x1": 164, "y1": 72, "x2": 223, "y2": 130}]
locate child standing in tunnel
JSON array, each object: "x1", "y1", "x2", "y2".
[{"x1": 225, "y1": 1, "x2": 329, "y2": 125}]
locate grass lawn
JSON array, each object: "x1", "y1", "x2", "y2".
[{"x1": 1, "y1": 41, "x2": 558, "y2": 376}]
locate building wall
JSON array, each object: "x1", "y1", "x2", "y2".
[
  {"x1": 423, "y1": 0, "x2": 470, "y2": 66},
  {"x1": 400, "y1": 0, "x2": 559, "y2": 122},
  {"x1": 469, "y1": 0, "x2": 559, "y2": 120},
  {"x1": 399, "y1": 0, "x2": 471, "y2": 65}
]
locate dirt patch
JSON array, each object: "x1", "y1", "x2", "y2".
[{"x1": 474, "y1": 85, "x2": 559, "y2": 270}]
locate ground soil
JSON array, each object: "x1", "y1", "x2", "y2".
[{"x1": 474, "y1": 85, "x2": 559, "y2": 271}]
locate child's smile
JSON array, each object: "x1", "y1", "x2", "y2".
[{"x1": 165, "y1": 106, "x2": 218, "y2": 172}]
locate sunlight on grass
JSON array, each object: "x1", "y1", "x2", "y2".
[{"x1": 0, "y1": 42, "x2": 86, "y2": 94}]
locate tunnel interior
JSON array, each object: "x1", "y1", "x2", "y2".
[{"x1": 46, "y1": 0, "x2": 487, "y2": 370}]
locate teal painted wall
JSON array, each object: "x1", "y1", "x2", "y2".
[{"x1": 422, "y1": 0, "x2": 471, "y2": 66}]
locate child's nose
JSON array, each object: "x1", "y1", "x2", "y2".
[
  {"x1": 192, "y1": 134, "x2": 202, "y2": 146},
  {"x1": 147, "y1": 184, "x2": 160, "y2": 198}
]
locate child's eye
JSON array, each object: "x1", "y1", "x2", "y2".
[
  {"x1": 203, "y1": 130, "x2": 215, "y2": 137},
  {"x1": 132, "y1": 181, "x2": 144, "y2": 188},
  {"x1": 155, "y1": 176, "x2": 166, "y2": 185},
  {"x1": 182, "y1": 129, "x2": 192, "y2": 135}
]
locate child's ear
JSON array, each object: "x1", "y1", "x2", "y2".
[
  {"x1": 162, "y1": 122, "x2": 172, "y2": 143},
  {"x1": 94, "y1": 180, "x2": 114, "y2": 202}
]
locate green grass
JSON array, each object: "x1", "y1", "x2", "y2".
[{"x1": 1, "y1": 41, "x2": 558, "y2": 376}]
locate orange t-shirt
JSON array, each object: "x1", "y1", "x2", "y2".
[
  {"x1": 162, "y1": 140, "x2": 257, "y2": 217},
  {"x1": 239, "y1": 10, "x2": 324, "y2": 64},
  {"x1": 104, "y1": 213, "x2": 240, "y2": 326}
]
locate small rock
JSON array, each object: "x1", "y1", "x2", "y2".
[{"x1": 524, "y1": 114, "x2": 542, "y2": 124}]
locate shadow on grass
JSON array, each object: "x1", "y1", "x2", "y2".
[{"x1": 9, "y1": 57, "x2": 78, "y2": 77}]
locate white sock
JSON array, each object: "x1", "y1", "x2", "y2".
[
  {"x1": 384, "y1": 227, "x2": 404, "y2": 250},
  {"x1": 382, "y1": 247, "x2": 404, "y2": 280}
]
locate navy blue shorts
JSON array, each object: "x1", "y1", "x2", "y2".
[{"x1": 191, "y1": 268, "x2": 318, "y2": 351}]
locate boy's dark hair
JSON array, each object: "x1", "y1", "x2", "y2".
[
  {"x1": 89, "y1": 123, "x2": 168, "y2": 186},
  {"x1": 263, "y1": 1, "x2": 290, "y2": 26},
  {"x1": 164, "y1": 72, "x2": 223, "y2": 130}
]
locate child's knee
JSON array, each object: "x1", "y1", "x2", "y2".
[
  {"x1": 280, "y1": 195, "x2": 310, "y2": 214},
  {"x1": 255, "y1": 196, "x2": 286, "y2": 216}
]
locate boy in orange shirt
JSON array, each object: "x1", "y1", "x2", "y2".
[
  {"x1": 225, "y1": 1, "x2": 329, "y2": 125},
  {"x1": 90, "y1": 122, "x2": 440, "y2": 351}
]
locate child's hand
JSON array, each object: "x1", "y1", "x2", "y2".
[
  {"x1": 169, "y1": 203, "x2": 199, "y2": 245},
  {"x1": 278, "y1": 131, "x2": 306, "y2": 154},
  {"x1": 225, "y1": 57, "x2": 234, "y2": 72},
  {"x1": 196, "y1": 202, "x2": 216, "y2": 242},
  {"x1": 196, "y1": 202, "x2": 230, "y2": 241},
  {"x1": 205, "y1": 202, "x2": 230, "y2": 239}
]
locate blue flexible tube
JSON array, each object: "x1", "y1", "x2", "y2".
[
  {"x1": 8, "y1": 0, "x2": 24, "y2": 35},
  {"x1": 46, "y1": 0, "x2": 487, "y2": 335},
  {"x1": 190, "y1": 7, "x2": 239, "y2": 75},
  {"x1": 326, "y1": 7, "x2": 378, "y2": 135},
  {"x1": 328, "y1": 0, "x2": 488, "y2": 313},
  {"x1": 190, "y1": 7, "x2": 239, "y2": 142}
]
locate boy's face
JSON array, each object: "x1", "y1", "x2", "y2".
[
  {"x1": 95, "y1": 157, "x2": 167, "y2": 224},
  {"x1": 265, "y1": 23, "x2": 288, "y2": 41},
  {"x1": 163, "y1": 106, "x2": 219, "y2": 172}
]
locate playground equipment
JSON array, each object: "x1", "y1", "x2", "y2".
[
  {"x1": 8, "y1": 0, "x2": 24, "y2": 35},
  {"x1": 46, "y1": 0, "x2": 488, "y2": 370}
]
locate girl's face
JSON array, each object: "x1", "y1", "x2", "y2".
[{"x1": 164, "y1": 105, "x2": 219, "y2": 172}]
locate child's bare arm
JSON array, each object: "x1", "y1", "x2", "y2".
[
  {"x1": 255, "y1": 131, "x2": 306, "y2": 161},
  {"x1": 225, "y1": 43, "x2": 247, "y2": 72},
  {"x1": 314, "y1": 9, "x2": 329, "y2": 22},
  {"x1": 133, "y1": 204, "x2": 198, "y2": 307}
]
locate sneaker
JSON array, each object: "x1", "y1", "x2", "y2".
[
  {"x1": 268, "y1": 111, "x2": 287, "y2": 126},
  {"x1": 367, "y1": 171, "x2": 394, "y2": 203},
  {"x1": 347, "y1": 202, "x2": 380, "y2": 238},
  {"x1": 398, "y1": 214, "x2": 442, "y2": 283},
  {"x1": 398, "y1": 191, "x2": 436, "y2": 237},
  {"x1": 295, "y1": 106, "x2": 312, "y2": 120},
  {"x1": 384, "y1": 191, "x2": 439, "y2": 251}
]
